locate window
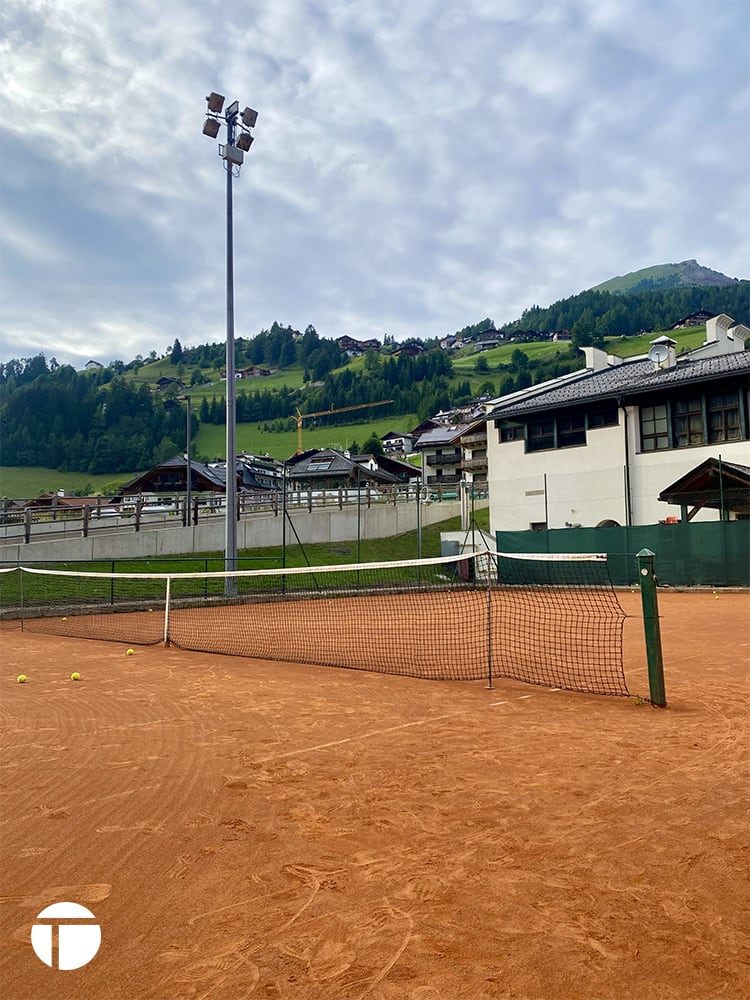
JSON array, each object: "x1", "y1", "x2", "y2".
[
  {"x1": 673, "y1": 398, "x2": 704, "y2": 446},
  {"x1": 640, "y1": 404, "x2": 669, "y2": 450},
  {"x1": 588, "y1": 403, "x2": 618, "y2": 428},
  {"x1": 527, "y1": 419, "x2": 555, "y2": 451},
  {"x1": 640, "y1": 388, "x2": 746, "y2": 452},
  {"x1": 499, "y1": 422, "x2": 522, "y2": 442},
  {"x1": 557, "y1": 412, "x2": 586, "y2": 448},
  {"x1": 527, "y1": 413, "x2": 585, "y2": 451},
  {"x1": 708, "y1": 392, "x2": 741, "y2": 442}
]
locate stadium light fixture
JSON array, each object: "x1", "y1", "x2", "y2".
[
  {"x1": 203, "y1": 91, "x2": 259, "y2": 596},
  {"x1": 206, "y1": 91, "x2": 225, "y2": 113}
]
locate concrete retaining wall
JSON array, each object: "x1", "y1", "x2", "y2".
[{"x1": 0, "y1": 499, "x2": 482, "y2": 564}]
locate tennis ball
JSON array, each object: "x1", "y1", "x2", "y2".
[
  {"x1": 17, "y1": 674, "x2": 27, "y2": 684},
  {"x1": 71, "y1": 672, "x2": 80, "y2": 681},
  {"x1": 126, "y1": 648, "x2": 135, "y2": 656}
]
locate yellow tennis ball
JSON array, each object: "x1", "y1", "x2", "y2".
[
  {"x1": 126, "y1": 648, "x2": 135, "y2": 656},
  {"x1": 17, "y1": 674, "x2": 27, "y2": 684},
  {"x1": 71, "y1": 672, "x2": 80, "y2": 681}
]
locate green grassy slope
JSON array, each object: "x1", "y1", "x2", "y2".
[
  {"x1": 591, "y1": 261, "x2": 736, "y2": 294},
  {"x1": 601, "y1": 327, "x2": 706, "y2": 357},
  {"x1": 0, "y1": 467, "x2": 139, "y2": 499},
  {"x1": 194, "y1": 414, "x2": 418, "y2": 461},
  {"x1": 128, "y1": 361, "x2": 309, "y2": 399}
]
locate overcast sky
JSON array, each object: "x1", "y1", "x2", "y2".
[{"x1": 1, "y1": 0, "x2": 748, "y2": 368}]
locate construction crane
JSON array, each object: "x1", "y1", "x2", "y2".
[{"x1": 293, "y1": 399, "x2": 394, "y2": 454}]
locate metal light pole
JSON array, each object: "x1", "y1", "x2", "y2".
[
  {"x1": 203, "y1": 93, "x2": 258, "y2": 595},
  {"x1": 185, "y1": 395, "x2": 192, "y2": 526}
]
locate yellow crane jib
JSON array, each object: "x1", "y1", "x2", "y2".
[{"x1": 293, "y1": 399, "x2": 394, "y2": 453}]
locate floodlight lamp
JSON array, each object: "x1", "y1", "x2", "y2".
[
  {"x1": 226, "y1": 100, "x2": 239, "y2": 118},
  {"x1": 241, "y1": 106, "x2": 258, "y2": 128},
  {"x1": 236, "y1": 132, "x2": 253, "y2": 151},
  {"x1": 223, "y1": 144, "x2": 244, "y2": 166},
  {"x1": 206, "y1": 92, "x2": 225, "y2": 113},
  {"x1": 202, "y1": 118, "x2": 221, "y2": 138}
]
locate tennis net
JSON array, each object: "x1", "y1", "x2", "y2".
[{"x1": 3, "y1": 551, "x2": 629, "y2": 695}]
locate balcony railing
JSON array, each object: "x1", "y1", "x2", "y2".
[
  {"x1": 461, "y1": 457, "x2": 488, "y2": 471},
  {"x1": 427, "y1": 450, "x2": 462, "y2": 467}
]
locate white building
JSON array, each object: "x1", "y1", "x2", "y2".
[
  {"x1": 381, "y1": 430, "x2": 414, "y2": 455},
  {"x1": 414, "y1": 424, "x2": 468, "y2": 494},
  {"x1": 485, "y1": 314, "x2": 750, "y2": 531}
]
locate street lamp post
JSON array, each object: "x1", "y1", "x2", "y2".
[{"x1": 203, "y1": 92, "x2": 258, "y2": 595}]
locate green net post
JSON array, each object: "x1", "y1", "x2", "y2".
[{"x1": 636, "y1": 549, "x2": 667, "y2": 708}]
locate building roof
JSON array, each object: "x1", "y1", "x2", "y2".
[
  {"x1": 658, "y1": 458, "x2": 750, "y2": 514},
  {"x1": 287, "y1": 448, "x2": 397, "y2": 485},
  {"x1": 352, "y1": 453, "x2": 420, "y2": 480},
  {"x1": 119, "y1": 456, "x2": 226, "y2": 493},
  {"x1": 11, "y1": 493, "x2": 116, "y2": 509},
  {"x1": 487, "y1": 351, "x2": 750, "y2": 420},
  {"x1": 286, "y1": 448, "x2": 419, "y2": 485},
  {"x1": 414, "y1": 424, "x2": 469, "y2": 448}
]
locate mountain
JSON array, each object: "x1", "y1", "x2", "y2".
[{"x1": 591, "y1": 260, "x2": 740, "y2": 295}]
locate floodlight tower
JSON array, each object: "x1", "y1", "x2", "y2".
[{"x1": 203, "y1": 92, "x2": 258, "y2": 595}]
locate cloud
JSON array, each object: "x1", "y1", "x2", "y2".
[{"x1": 0, "y1": 0, "x2": 748, "y2": 366}]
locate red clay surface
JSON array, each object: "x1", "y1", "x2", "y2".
[{"x1": 0, "y1": 590, "x2": 747, "y2": 1000}]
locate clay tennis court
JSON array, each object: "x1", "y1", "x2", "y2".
[{"x1": 1, "y1": 589, "x2": 747, "y2": 999}]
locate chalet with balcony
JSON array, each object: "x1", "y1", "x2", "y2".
[
  {"x1": 119, "y1": 456, "x2": 227, "y2": 495},
  {"x1": 336, "y1": 336, "x2": 381, "y2": 356},
  {"x1": 392, "y1": 344, "x2": 425, "y2": 358},
  {"x1": 472, "y1": 329, "x2": 505, "y2": 351},
  {"x1": 670, "y1": 310, "x2": 716, "y2": 330},
  {"x1": 381, "y1": 430, "x2": 414, "y2": 455},
  {"x1": 219, "y1": 367, "x2": 272, "y2": 379},
  {"x1": 156, "y1": 376, "x2": 187, "y2": 393},
  {"x1": 458, "y1": 420, "x2": 489, "y2": 489},
  {"x1": 414, "y1": 424, "x2": 468, "y2": 492}
]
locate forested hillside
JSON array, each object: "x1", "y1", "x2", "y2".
[
  {"x1": 0, "y1": 341, "x2": 587, "y2": 473},
  {"x1": 0, "y1": 367, "x2": 188, "y2": 473},
  {"x1": 502, "y1": 281, "x2": 749, "y2": 342},
  {"x1": 1, "y1": 279, "x2": 747, "y2": 475}
]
